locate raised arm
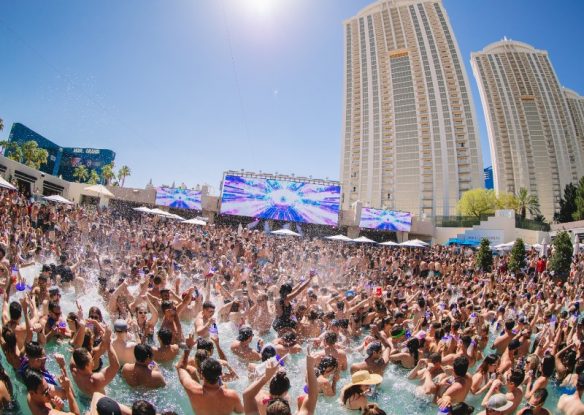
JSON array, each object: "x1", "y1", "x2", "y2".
[
  {"x1": 298, "y1": 347, "x2": 318, "y2": 415},
  {"x1": 243, "y1": 359, "x2": 280, "y2": 414}
]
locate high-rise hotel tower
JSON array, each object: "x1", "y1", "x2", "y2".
[
  {"x1": 471, "y1": 40, "x2": 584, "y2": 220},
  {"x1": 341, "y1": 0, "x2": 483, "y2": 217}
]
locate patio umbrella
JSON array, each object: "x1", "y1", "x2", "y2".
[
  {"x1": 352, "y1": 236, "x2": 377, "y2": 243},
  {"x1": 169, "y1": 214, "x2": 185, "y2": 220},
  {"x1": 43, "y1": 194, "x2": 74, "y2": 205},
  {"x1": 400, "y1": 240, "x2": 428, "y2": 248},
  {"x1": 379, "y1": 241, "x2": 399, "y2": 246},
  {"x1": 182, "y1": 218, "x2": 207, "y2": 226},
  {"x1": 149, "y1": 208, "x2": 172, "y2": 217},
  {"x1": 84, "y1": 184, "x2": 114, "y2": 198},
  {"x1": 0, "y1": 176, "x2": 16, "y2": 190},
  {"x1": 271, "y1": 229, "x2": 301, "y2": 237},
  {"x1": 408, "y1": 239, "x2": 429, "y2": 246},
  {"x1": 133, "y1": 206, "x2": 153, "y2": 213},
  {"x1": 325, "y1": 234, "x2": 353, "y2": 242}
]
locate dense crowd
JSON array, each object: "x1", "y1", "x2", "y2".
[{"x1": 0, "y1": 186, "x2": 583, "y2": 415}]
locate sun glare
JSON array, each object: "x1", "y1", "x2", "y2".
[{"x1": 248, "y1": 0, "x2": 271, "y2": 16}]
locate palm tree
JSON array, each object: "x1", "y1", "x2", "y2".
[
  {"x1": 87, "y1": 169, "x2": 100, "y2": 185},
  {"x1": 117, "y1": 165, "x2": 131, "y2": 187},
  {"x1": 516, "y1": 187, "x2": 540, "y2": 219},
  {"x1": 101, "y1": 163, "x2": 115, "y2": 185},
  {"x1": 0, "y1": 118, "x2": 4, "y2": 131},
  {"x1": 21, "y1": 140, "x2": 48, "y2": 169},
  {"x1": 73, "y1": 165, "x2": 89, "y2": 183},
  {"x1": 0, "y1": 140, "x2": 22, "y2": 162}
]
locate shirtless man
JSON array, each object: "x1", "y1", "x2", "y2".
[
  {"x1": 24, "y1": 368, "x2": 81, "y2": 415},
  {"x1": 176, "y1": 351, "x2": 244, "y2": 415},
  {"x1": 195, "y1": 301, "x2": 216, "y2": 338},
  {"x1": 111, "y1": 320, "x2": 137, "y2": 366},
  {"x1": 492, "y1": 319, "x2": 515, "y2": 356},
  {"x1": 121, "y1": 344, "x2": 166, "y2": 388},
  {"x1": 350, "y1": 341, "x2": 390, "y2": 376},
  {"x1": 435, "y1": 356, "x2": 473, "y2": 410},
  {"x1": 315, "y1": 331, "x2": 348, "y2": 371},
  {"x1": 558, "y1": 373, "x2": 584, "y2": 415},
  {"x1": 70, "y1": 327, "x2": 120, "y2": 396},
  {"x1": 480, "y1": 368, "x2": 525, "y2": 415},
  {"x1": 2, "y1": 296, "x2": 36, "y2": 349},
  {"x1": 152, "y1": 327, "x2": 180, "y2": 363},
  {"x1": 230, "y1": 326, "x2": 261, "y2": 362}
]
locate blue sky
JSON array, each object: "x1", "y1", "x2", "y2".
[{"x1": 0, "y1": 0, "x2": 583, "y2": 191}]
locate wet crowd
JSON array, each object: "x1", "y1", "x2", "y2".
[{"x1": 0, "y1": 186, "x2": 583, "y2": 415}]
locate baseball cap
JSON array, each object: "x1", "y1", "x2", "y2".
[
  {"x1": 486, "y1": 393, "x2": 513, "y2": 411},
  {"x1": 113, "y1": 319, "x2": 128, "y2": 333},
  {"x1": 96, "y1": 396, "x2": 122, "y2": 415}
]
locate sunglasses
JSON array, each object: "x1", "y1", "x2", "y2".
[
  {"x1": 89, "y1": 315, "x2": 100, "y2": 320},
  {"x1": 138, "y1": 311, "x2": 147, "y2": 315}
]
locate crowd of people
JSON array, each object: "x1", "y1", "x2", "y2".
[{"x1": 0, "y1": 185, "x2": 583, "y2": 415}]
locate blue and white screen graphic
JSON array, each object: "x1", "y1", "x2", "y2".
[
  {"x1": 359, "y1": 207, "x2": 412, "y2": 231},
  {"x1": 155, "y1": 187, "x2": 202, "y2": 210},
  {"x1": 220, "y1": 175, "x2": 340, "y2": 225}
]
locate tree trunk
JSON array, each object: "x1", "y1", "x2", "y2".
[{"x1": 521, "y1": 207, "x2": 526, "y2": 220}]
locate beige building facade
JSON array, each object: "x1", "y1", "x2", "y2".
[
  {"x1": 564, "y1": 87, "x2": 584, "y2": 157},
  {"x1": 341, "y1": 0, "x2": 483, "y2": 218},
  {"x1": 471, "y1": 39, "x2": 584, "y2": 220}
]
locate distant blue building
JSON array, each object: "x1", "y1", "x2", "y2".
[
  {"x1": 5, "y1": 123, "x2": 115, "y2": 182},
  {"x1": 484, "y1": 166, "x2": 494, "y2": 190}
]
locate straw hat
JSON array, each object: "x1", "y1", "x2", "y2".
[{"x1": 349, "y1": 370, "x2": 383, "y2": 386}]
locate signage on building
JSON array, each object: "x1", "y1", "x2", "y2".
[{"x1": 458, "y1": 229, "x2": 504, "y2": 245}]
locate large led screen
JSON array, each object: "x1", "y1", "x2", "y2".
[
  {"x1": 359, "y1": 207, "x2": 412, "y2": 231},
  {"x1": 156, "y1": 187, "x2": 202, "y2": 210},
  {"x1": 220, "y1": 175, "x2": 340, "y2": 225}
]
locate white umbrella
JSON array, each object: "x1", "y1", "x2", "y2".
[
  {"x1": 271, "y1": 229, "x2": 301, "y2": 237},
  {"x1": 325, "y1": 234, "x2": 353, "y2": 242},
  {"x1": 352, "y1": 236, "x2": 377, "y2": 243},
  {"x1": 149, "y1": 208, "x2": 172, "y2": 216},
  {"x1": 400, "y1": 240, "x2": 428, "y2": 248},
  {"x1": 380, "y1": 241, "x2": 399, "y2": 246},
  {"x1": 0, "y1": 176, "x2": 16, "y2": 190},
  {"x1": 43, "y1": 194, "x2": 74, "y2": 205},
  {"x1": 133, "y1": 206, "x2": 153, "y2": 213},
  {"x1": 169, "y1": 214, "x2": 185, "y2": 220},
  {"x1": 182, "y1": 218, "x2": 207, "y2": 226},
  {"x1": 84, "y1": 184, "x2": 114, "y2": 198}
]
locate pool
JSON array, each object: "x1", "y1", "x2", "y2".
[{"x1": 8, "y1": 266, "x2": 567, "y2": 415}]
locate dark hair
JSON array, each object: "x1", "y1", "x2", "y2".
[
  {"x1": 451, "y1": 402, "x2": 474, "y2": 415},
  {"x1": 261, "y1": 345, "x2": 277, "y2": 362},
  {"x1": 279, "y1": 283, "x2": 293, "y2": 298},
  {"x1": 541, "y1": 355, "x2": 555, "y2": 377},
  {"x1": 237, "y1": 326, "x2": 254, "y2": 342},
  {"x1": 48, "y1": 301, "x2": 60, "y2": 313},
  {"x1": 160, "y1": 301, "x2": 174, "y2": 312},
  {"x1": 202, "y1": 301, "x2": 215, "y2": 310},
  {"x1": 366, "y1": 341, "x2": 382, "y2": 357},
  {"x1": 341, "y1": 384, "x2": 364, "y2": 406},
  {"x1": 509, "y1": 368, "x2": 525, "y2": 386},
  {"x1": 8, "y1": 302, "x2": 22, "y2": 321},
  {"x1": 134, "y1": 344, "x2": 153, "y2": 363},
  {"x1": 406, "y1": 338, "x2": 420, "y2": 364},
  {"x1": 453, "y1": 355, "x2": 469, "y2": 377},
  {"x1": 201, "y1": 358, "x2": 222, "y2": 384},
  {"x1": 532, "y1": 388, "x2": 548, "y2": 405},
  {"x1": 72, "y1": 348, "x2": 92, "y2": 369},
  {"x1": 158, "y1": 327, "x2": 173, "y2": 346},
  {"x1": 269, "y1": 371, "x2": 291, "y2": 396},
  {"x1": 2, "y1": 327, "x2": 17, "y2": 352},
  {"x1": 317, "y1": 356, "x2": 338, "y2": 376},
  {"x1": 132, "y1": 400, "x2": 156, "y2": 415},
  {"x1": 23, "y1": 368, "x2": 44, "y2": 392},
  {"x1": 197, "y1": 338, "x2": 214, "y2": 353},
  {"x1": 0, "y1": 361, "x2": 13, "y2": 397},
  {"x1": 324, "y1": 331, "x2": 338, "y2": 345},
  {"x1": 478, "y1": 354, "x2": 499, "y2": 374},
  {"x1": 362, "y1": 403, "x2": 387, "y2": 415},
  {"x1": 25, "y1": 341, "x2": 44, "y2": 358},
  {"x1": 504, "y1": 319, "x2": 515, "y2": 331}
]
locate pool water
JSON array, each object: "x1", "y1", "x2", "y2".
[{"x1": 8, "y1": 267, "x2": 567, "y2": 415}]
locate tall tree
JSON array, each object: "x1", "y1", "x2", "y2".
[
  {"x1": 508, "y1": 238, "x2": 526, "y2": 273},
  {"x1": 87, "y1": 169, "x2": 100, "y2": 185},
  {"x1": 515, "y1": 188, "x2": 540, "y2": 219},
  {"x1": 0, "y1": 140, "x2": 23, "y2": 162},
  {"x1": 573, "y1": 177, "x2": 584, "y2": 221},
  {"x1": 496, "y1": 192, "x2": 519, "y2": 211},
  {"x1": 118, "y1": 165, "x2": 131, "y2": 187},
  {"x1": 101, "y1": 163, "x2": 115, "y2": 185},
  {"x1": 73, "y1": 165, "x2": 89, "y2": 183},
  {"x1": 549, "y1": 231, "x2": 573, "y2": 281},
  {"x1": 21, "y1": 140, "x2": 48, "y2": 169},
  {"x1": 0, "y1": 118, "x2": 3, "y2": 131},
  {"x1": 456, "y1": 189, "x2": 497, "y2": 218},
  {"x1": 475, "y1": 238, "x2": 493, "y2": 272},
  {"x1": 555, "y1": 183, "x2": 577, "y2": 223}
]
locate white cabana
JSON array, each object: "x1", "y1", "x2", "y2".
[
  {"x1": 182, "y1": 218, "x2": 207, "y2": 226},
  {"x1": 271, "y1": 229, "x2": 301, "y2": 237},
  {"x1": 493, "y1": 241, "x2": 532, "y2": 251},
  {"x1": 0, "y1": 176, "x2": 16, "y2": 190},
  {"x1": 325, "y1": 234, "x2": 353, "y2": 242},
  {"x1": 133, "y1": 206, "x2": 153, "y2": 213},
  {"x1": 379, "y1": 241, "x2": 400, "y2": 246},
  {"x1": 84, "y1": 184, "x2": 114, "y2": 198},
  {"x1": 43, "y1": 195, "x2": 74, "y2": 205},
  {"x1": 352, "y1": 236, "x2": 377, "y2": 243},
  {"x1": 169, "y1": 214, "x2": 185, "y2": 221},
  {"x1": 149, "y1": 208, "x2": 172, "y2": 216}
]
